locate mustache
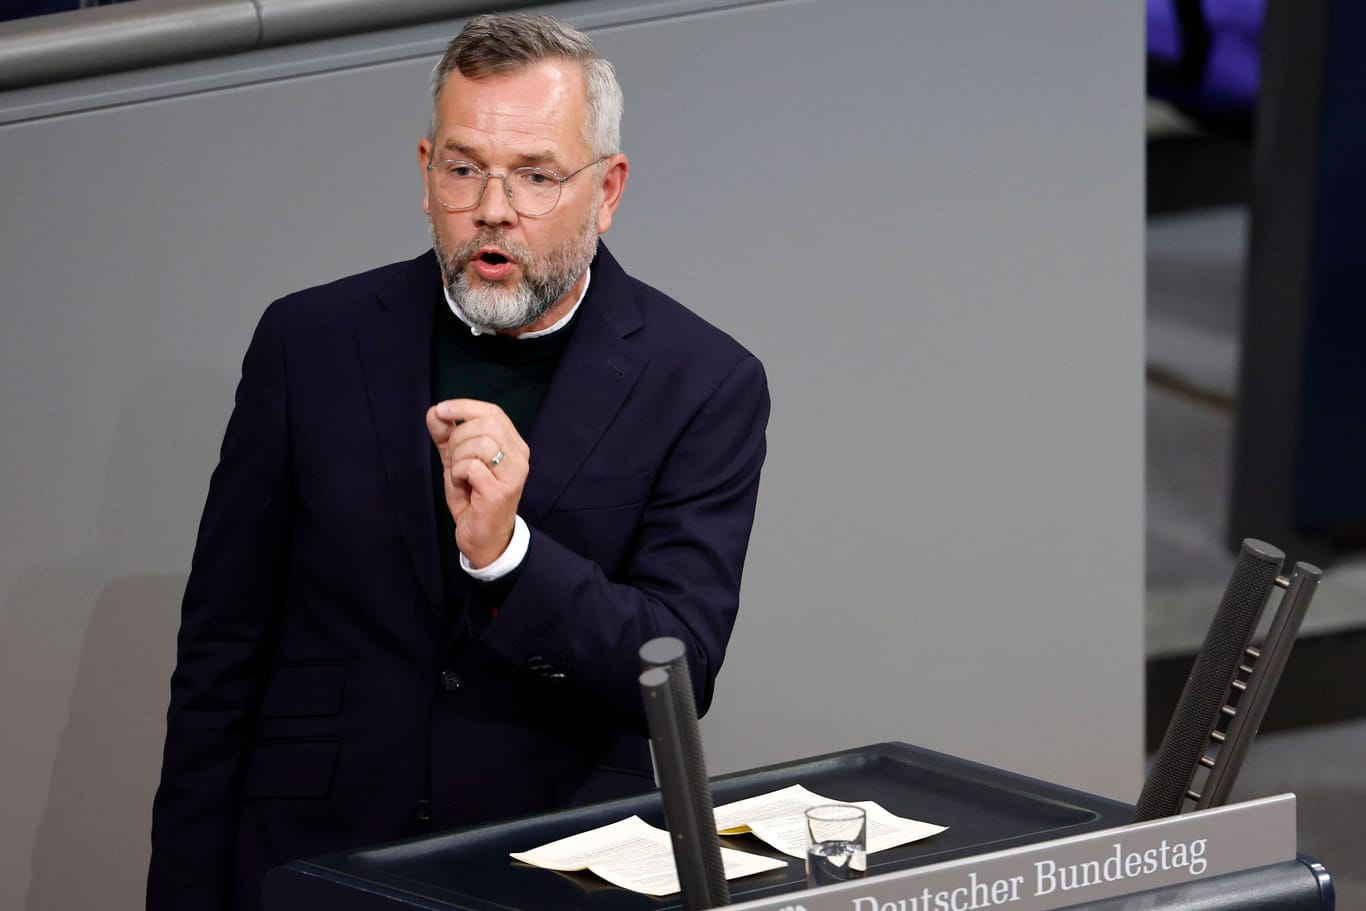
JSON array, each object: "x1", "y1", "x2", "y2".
[{"x1": 451, "y1": 230, "x2": 534, "y2": 268}]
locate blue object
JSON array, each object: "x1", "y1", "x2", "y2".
[
  {"x1": 0, "y1": 0, "x2": 136, "y2": 23},
  {"x1": 1148, "y1": 0, "x2": 1265, "y2": 121}
]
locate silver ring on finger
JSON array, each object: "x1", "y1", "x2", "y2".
[{"x1": 489, "y1": 449, "x2": 505, "y2": 468}]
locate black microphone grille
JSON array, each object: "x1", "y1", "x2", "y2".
[{"x1": 1133, "y1": 538, "x2": 1284, "y2": 821}]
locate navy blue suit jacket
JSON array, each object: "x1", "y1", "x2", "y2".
[{"x1": 148, "y1": 244, "x2": 769, "y2": 911}]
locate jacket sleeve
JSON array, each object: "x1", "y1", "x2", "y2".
[
  {"x1": 147, "y1": 303, "x2": 292, "y2": 911},
  {"x1": 475, "y1": 353, "x2": 769, "y2": 730}
]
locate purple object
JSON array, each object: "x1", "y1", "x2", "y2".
[{"x1": 1148, "y1": 0, "x2": 1265, "y2": 118}]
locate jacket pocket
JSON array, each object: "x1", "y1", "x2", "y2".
[
  {"x1": 551, "y1": 472, "x2": 653, "y2": 512},
  {"x1": 240, "y1": 738, "x2": 340, "y2": 800},
  {"x1": 258, "y1": 661, "x2": 347, "y2": 719}
]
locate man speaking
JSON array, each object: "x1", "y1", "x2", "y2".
[{"x1": 148, "y1": 14, "x2": 769, "y2": 910}]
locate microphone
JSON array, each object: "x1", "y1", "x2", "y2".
[
  {"x1": 639, "y1": 637, "x2": 729, "y2": 909},
  {"x1": 1134, "y1": 539, "x2": 1283, "y2": 822},
  {"x1": 1195, "y1": 560, "x2": 1321, "y2": 809}
]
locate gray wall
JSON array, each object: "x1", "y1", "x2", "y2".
[{"x1": 0, "y1": 1, "x2": 1143, "y2": 908}]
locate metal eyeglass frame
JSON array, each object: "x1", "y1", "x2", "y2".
[{"x1": 425, "y1": 155, "x2": 612, "y2": 217}]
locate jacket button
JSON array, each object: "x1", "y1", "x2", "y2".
[
  {"x1": 440, "y1": 669, "x2": 462, "y2": 691},
  {"x1": 415, "y1": 799, "x2": 432, "y2": 823}
]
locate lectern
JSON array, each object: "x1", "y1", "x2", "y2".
[{"x1": 263, "y1": 743, "x2": 1334, "y2": 911}]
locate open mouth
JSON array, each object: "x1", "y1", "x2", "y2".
[{"x1": 472, "y1": 247, "x2": 517, "y2": 281}]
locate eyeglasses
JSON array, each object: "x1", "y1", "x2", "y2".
[{"x1": 425, "y1": 156, "x2": 611, "y2": 217}]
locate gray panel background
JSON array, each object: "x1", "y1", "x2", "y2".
[{"x1": 0, "y1": 1, "x2": 1143, "y2": 908}]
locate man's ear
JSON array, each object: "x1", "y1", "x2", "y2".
[
  {"x1": 595, "y1": 154, "x2": 630, "y2": 234},
  {"x1": 418, "y1": 137, "x2": 433, "y2": 215}
]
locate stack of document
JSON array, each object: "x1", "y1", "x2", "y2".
[{"x1": 510, "y1": 783, "x2": 948, "y2": 896}]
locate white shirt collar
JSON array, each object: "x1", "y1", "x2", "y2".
[{"x1": 442, "y1": 266, "x2": 591, "y2": 339}]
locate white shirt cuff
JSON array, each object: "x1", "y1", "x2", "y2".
[{"x1": 460, "y1": 514, "x2": 530, "y2": 581}]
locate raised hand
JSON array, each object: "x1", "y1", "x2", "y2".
[{"x1": 425, "y1": 399, "x2": 531, "y2": 568}]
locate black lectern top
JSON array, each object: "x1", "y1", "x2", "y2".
[{"x1": 264, "y1": 742, "x2": 1133, "y2": 911}]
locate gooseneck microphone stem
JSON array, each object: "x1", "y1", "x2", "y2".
[
  {"x1": 640, "y1": 668, "x2": 713, "y2": 911},
  {"x1": 639, "y1": 636, "x2": 729, "y2": 909}
]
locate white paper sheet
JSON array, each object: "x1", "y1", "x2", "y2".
[
  {"x1": 510, "y1": 815, "x2": 787, "y2": 896},
  {"x1": 712, "y1": 783, "x2": 948, "y2": 858}
]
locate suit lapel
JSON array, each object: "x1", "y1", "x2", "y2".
[
  {"x1": 350, "y1": 245, "x2": 645, "y2": 617},
  {"x1": 522, "y1": 245, "x2": 647, "y2": 524},
  {"x1": 355, "y1": 252, "x2": 444, "y2": 618}
]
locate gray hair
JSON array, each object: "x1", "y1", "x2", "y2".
[{"x1": 429, "y1": 14, "x2": 623, "y2": 158}]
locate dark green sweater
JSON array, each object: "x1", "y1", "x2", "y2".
[{"x1": 430, "y1": 296, "x2": 577, "y2": 618}]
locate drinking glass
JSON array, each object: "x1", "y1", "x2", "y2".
[{"x1": 804, "y1": 804, "x2": 867, "y2": 886}]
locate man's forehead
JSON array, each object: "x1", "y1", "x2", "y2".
[
  {"x1": 437, "y1": 59, "x2": 585, "y2": 113},
  {"x1": 433, "y1": 61, "x2": 587, "y2": 154}
]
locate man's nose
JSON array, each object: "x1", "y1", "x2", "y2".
[{"x1": 474, "y1": 173, "x2": 518, "y2": 226}]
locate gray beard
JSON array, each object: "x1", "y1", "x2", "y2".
[
  {"x1": 432, "y1": 210, "x2": 600, "y2": 332},
  {"x1": 448, "y1": 269, "x2": 565, "y2": 332}
]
